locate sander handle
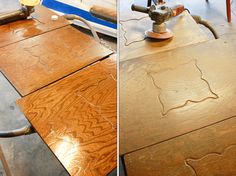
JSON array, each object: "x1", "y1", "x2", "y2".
[
  {"x1": 131, "y1": 4, "x2": 149, "y2": 14},
  {"x1": 90, "y1": 5, "x2": 117, "y2": 24}
]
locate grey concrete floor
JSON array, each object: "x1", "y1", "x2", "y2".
[{"x1": 177, "y1": 0, "x2": 236, "y2": 38}]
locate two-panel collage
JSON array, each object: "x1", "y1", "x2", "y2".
[{"x1": 0, "y1": 0, "x2": 235, "y2": 175}]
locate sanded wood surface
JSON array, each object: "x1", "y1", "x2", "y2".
[
  {"x1": 0, "y1": 5, "x2": 69, "y2": 48},
  {"x1": 120, "y1": 35, "x2": 236, "y2": 155},
  {"x1": 0, "y1": 26, "x2": 112, "y2": 96},
  {"x1": 120, "y1": 0, "x2": 208, "y2": 61},
  {"x1": 17, "y1": 56, "x2": 117, "y2": 176},
  {"x1": 125, "y1": 116, "x2": 236, "y2": 176}
]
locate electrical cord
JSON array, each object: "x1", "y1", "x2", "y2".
[
  {"x1": 184, "y1": 8, "x2": 190, "y2": 14},
  {"x1": 0, "y1": 125, "x2": 35, "y2": 138},
  {"x1": 63, "y1": 14, "x2": 100, "y2": 43},
  {"x1": 184, "y1": 8, "x2": 219, "y2": 39},
  {"x1": 191, "y1": 15, "x2": 219, "y2": 39},
  {"x1": 63, "y1": 14, "x2": 116, "y2": 52}
]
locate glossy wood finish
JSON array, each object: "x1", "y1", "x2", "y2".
[
  {"x1": 119, "y1": 0, "x2": 208, "y2": 61},
  {"x1": 0, "y1": 5, "x2": 69, "y2": 48},
  {"x1": 125, "y1": 116, "x2": 236, "y2": 176},
  {"x1": 120, "y1": 35, "x2": 236, "y2": 155},
  {"x1": 0, "y1": 26, "x2": 112, "y2": 96},
  {"x1": 17, "y1": 56, "x2": 117, "y2": 176}
]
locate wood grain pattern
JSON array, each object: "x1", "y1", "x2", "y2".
[
  {"x1": 17, "y1": 56, "x2": 117, "y2": 176},
  {"x1": 120, "y1": 35, "x2": 236, "y2": 155},
  {"x1": 0, "y1": 26, "x2": 112, "y2": 96},
  {"x1": 120, "y1": 0, "x2": 208, "y2": 61},
  {"x1": 0, "y1": 5, "x2": 69, "y2": 48},
  {"x1": 124, "y1": 116, "x2": 236, "y2": 176}
]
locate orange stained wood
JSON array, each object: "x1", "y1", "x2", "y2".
[
  {"x1": 119, "y1": 0, "x2": 208, "y2": 61},
  {"x1": 125, "y1": 116, "x2": 236, "y2": 176},
  {"x1": 17, "y1": 56, "x2": 117, "y2": 176},
  {"x1": 120, "y1": 35, "x2": 236, "y2": 155},
  {"x1": 0, "y1": 25, "x2": 113, "y2": 96},
  {"x1": 0, "y1": 5, "x2": 69, "y2": 48}
]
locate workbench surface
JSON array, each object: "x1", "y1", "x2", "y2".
[
  {"x1": 18, "y1": 56, "x2": 117, "y2": 176},
  {"x1": 0, "y1": 4, "x2": 116, "y2": 176},
  {"x1": 0, "y1": 25, "x2": 112, "y2": 96},
  {"x1": 125, "y1": 115, "x2": 236, "y2": 176},
  {"x1": 0, "y1": 6, "x2": 69, "y2": 48},
  {"x1": 120, "y1": 35, "x2": 236, "y2": 175}
]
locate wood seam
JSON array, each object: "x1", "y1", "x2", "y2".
[{"x1": 122, "y1": 114, "x2": 236, "y2": 156}]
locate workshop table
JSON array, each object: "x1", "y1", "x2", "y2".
[
  {"x1": 119, "y1": 0, "x2": 209, "y2": 61},
  {"x1": 18, "y1": 55, "x2": 117, "y2": 176},
  {"x1": 120, "y1": 0, "x2": 211, "y2": 154},
  {"x1": 120, "y1": 35, "x2": 236, "y2": 175},
  {"x1": 0, "y1": 5, "x2": 69, "y2": 48},
  {"x1": 0, "y1": 5, "x2": 112, "y2": 96},
  {"x1": 118, "y1": 0, "x2": 236, "y2": 175},
  {"x1": 0, "y1": 4, "x2": 116, "y2": 176}
]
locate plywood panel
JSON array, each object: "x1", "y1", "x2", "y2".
[
  {"x1": 119, "y1": 0, "x2": 208, "y2": 61},
  {"x1": 125, "y1": 116, "x2": 236, "y2": 176},
  {"x1": 120, "y1": 35, "x2": 236, "y2": 154},
  {"x1": 17, "y1": 56, "x2": 117, "y2": 176},
  {"x1": 0, "y1": 5, "x2": 69, "y2": 48},
  {"x1": 0, "y1": 26, "x2": 112, "y2": 96}
]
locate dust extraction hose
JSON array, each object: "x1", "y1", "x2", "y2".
[
  {"x1": 63, "y1": 14, "x2": 100, "y2": 43},
  {"x1": 0, "y1": 125, "x2": 35, "y2": 138}
]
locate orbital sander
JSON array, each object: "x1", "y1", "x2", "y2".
[
  {"x1": 131, "y1": 3, "x2": 185, "y2": 39},
  {"x1": 0, "y1": 0, "x2": 40, "y2": 25}
]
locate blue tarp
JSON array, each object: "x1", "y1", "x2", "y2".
[{"x1": 42, "y1": 0, "x2": 117, "y2": 29}]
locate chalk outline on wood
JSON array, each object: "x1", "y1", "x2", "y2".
[{"x1": 146, "y1": 60, "x2": 219, "y2": 116}]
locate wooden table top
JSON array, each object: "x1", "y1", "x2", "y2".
[
  {"x1": 120, "y1": 0, "x2": 208, "y2": 61},
  {"x1": 125, "y1": 115, "x2": 236, "y2": 176},
  {"x1": 0, "y1": 13, "x2": 112, "y2": 96},
  {"x1": 0, "y1": 4, "x2": 116, "y2": 175},
  {"x1": 17, "y1": 55, "x2": 117, "y2": 176},
  {"x1": 0, "y1": 5, "x2": 69, "y2": 48},
  {"x1": 120, "y1": 35, "x2": 236, "y2": 155}
]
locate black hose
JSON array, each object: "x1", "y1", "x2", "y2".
[
  {"x1": 191, "y1": 15, "x2": 219, "y2": 39},
  {"x1": 0, "y1": 125, "x2": 35, "y2": 138}
]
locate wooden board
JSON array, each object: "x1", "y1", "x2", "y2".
[
  {"x1": 120, "y1": 35, "x2": 236, "y2": 154},
  {"x1": 0, "y1": 26, "x2": 112, "y2": 96},
  {"x1": 0, "y1": 5, "x2": 69, "y2": 48},
  {"x1": 17, "y1": 56, "x2": 117, "y2": 176},
  {"x1": 124, "y1": 116, "x2": 236, "y2": 176},
  {"x1": 120, "y1": 0, "x2": 208, "y2": 61}
]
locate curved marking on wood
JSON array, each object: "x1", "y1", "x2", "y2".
[
  {"x1": 120, "y1": 16, "x2": 149, "y2": 46},
  {"x1": 147, "y1": 59, "x2": 219, "y2": 116},
  {"x1": 185, "y1": 144, "x2": 236, "y2": 176},
  {"x1": 24, "y1": 45, "x2": 52, "y2": 72}
]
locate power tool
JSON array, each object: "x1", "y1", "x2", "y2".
[
  {"x1": 0, "y1": 0, "x2": 40, "y2": 25},
  {"x1": 131, "y1": 3, "x2": 185, "y2": 39}
]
